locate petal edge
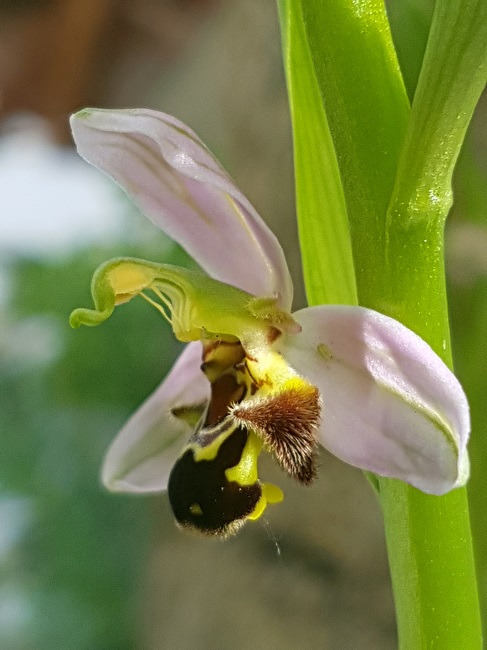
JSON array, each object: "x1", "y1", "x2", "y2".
[
  {"x1": 280, "y1": 306, "x2": 470, "y2": 495},
  {"x1": 70, "y1": 108, "x2": 293, "y2": 308},
  {"x1": 102, "y1": 342, "x2": 209, "y2": 493}
]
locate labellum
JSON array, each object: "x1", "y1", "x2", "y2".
[{"x1": 168, "y1": 337, "x2": 321, "y2": 537}]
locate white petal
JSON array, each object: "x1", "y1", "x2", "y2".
[
  {"x1": 70, "y1": 108, "x2": 293, "y2": 309},
  {"x1": 279, "y1": 306, "x2": 470, "y2": 495},
  {"x1": 102, "y1": 342, "x2": 209, "y2": 493}
]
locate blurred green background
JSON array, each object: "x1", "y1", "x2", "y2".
[{"x1": 0, "y1": 1, "x2": 485, "y2": 648}]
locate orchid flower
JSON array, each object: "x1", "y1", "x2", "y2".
[{"x1": 69, "y1": 108, "x2": 470, "y2": 538}]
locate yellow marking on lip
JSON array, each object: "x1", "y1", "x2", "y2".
[
  {"x1": 191, "y1": 425, "x2": 235, "y2": 462},
  {"x1": 225, "y1": 432, "x2": 263, "y2": 486},
  {"x1": 247, "y1": 483, "x2": 284, "y2": 521},
  {"x1": 189, "y1": 503, "x2": 203, "y2": 516}
]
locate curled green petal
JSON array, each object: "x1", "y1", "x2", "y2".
[
  {"x1": 70, "y1": 262, "x2": 118, "y2": 328},
  {"x1": 70, "y1": 304, "x2": 114, "y2": 328},
  {"x1": 70, "y1": 257, "x2": 298, "y2": 347}
]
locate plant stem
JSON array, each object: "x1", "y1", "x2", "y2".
[{"x1": 279, "y1": 0, "x2": 485, "y2": 645}]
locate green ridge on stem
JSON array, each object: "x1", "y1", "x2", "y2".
[{"x1": 278, "y1": 0, "x2": 484, "y2": 646}]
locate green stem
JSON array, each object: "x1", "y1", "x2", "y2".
[
  {"x1": 388, "y1": 0, "x2": 487, "y2": 239},
  {"x1": 297, "y1": 0, "x2": 410, "y2": 311},
  {"x1": 277, "y1": 0, "x2": 357, "y2": 305},
  {"x1": 382, "y1": 0, "x2": 487, "y2": 346},
  {"x1": 279, "y1": 0, "x2": 484, "y2": 646},
  {"x1": 379, "y1": 482, "x2": 480, "y2": 648},
  {"x1": 377, "y1": 0, "x2": 486, "y2": 646}
]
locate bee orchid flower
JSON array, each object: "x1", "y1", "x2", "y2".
[{"x1": 69, "y1": 108, "x2": 470, "y2": 537}]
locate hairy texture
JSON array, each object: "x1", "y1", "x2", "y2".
[{"x1": 231, "y1": 385, "x2": 321, "y2": 484}]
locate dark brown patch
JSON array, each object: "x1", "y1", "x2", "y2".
[
  {"x1": 204, "y1": 374, "x2": 244, "y2": 426},
  {"x1": 267, "y1": 326, "x2": 282, "y2": 344},
  {"x1": 231, "y1": 385, "x2": 321, "y2": 484}
]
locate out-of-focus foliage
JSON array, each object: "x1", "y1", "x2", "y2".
[{"x1": 0, "y1": 239, "x2": 190, "y2": 649}]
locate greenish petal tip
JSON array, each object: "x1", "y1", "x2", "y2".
[{"x1": 69, "y1": 306, "x2": 114, "y2": 329}]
